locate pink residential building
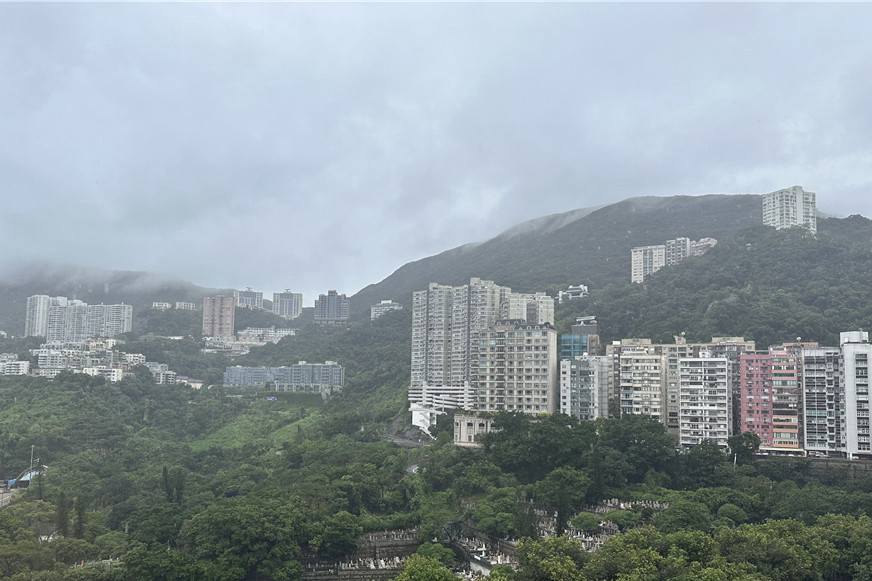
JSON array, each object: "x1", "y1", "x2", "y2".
[{"x1": 739, "y1": 350, "x2": 802, "y2": 451}]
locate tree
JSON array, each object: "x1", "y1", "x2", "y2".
[
  {"x1": 416, "y1": 542, "x2": 456, "y2": 567},
  {"x1": 54, "y1": 492, "x2": 69, "y2": 537},
  {"x1": 534, "y1": 468, "x2": 591, "y2": 533},
  {"x1": 395, "y1": 555, "x2": 456, "y2": 581},
  {"x1": 654, "y1": 500, "x2": 713, "y2": 533},
  {"x1": 515, "y1": 536, "x2": 587, "y2": 581},
  {"x1": 729, "y1": 432, "x2": 761, "y2": 465},
  {"x1": 72, "y1": 497, "x2": 86, "y2": 539}
]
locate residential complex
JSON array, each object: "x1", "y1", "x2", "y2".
[
  {"x1": 25, "y1": 295, "x2": 133, "y2": 341},
  {"x1": 234, "y1": 288, "x2": 264, "y2": 310},
  {"x1": 762, "y1": 185, "x2": 817, "y2": 235},
  {"x1": 151, "y1": 302, "x2": 172, "y2": 311},
  {"x1": 202, "y1": 295, "x2": 236, "y2": 339},
  {"x1": 223, "y1": 361, "x2": 345, "y2": 398},
  {"x1": 314, "y1": 290, "x2": 350, "y2": 325},
  {"x1": 630, "y1": 237, "x2": 718, "y2": 283},
  {"x1": 175, "y1": 301, "x2": 198, "y2": 311},
  {"x1": 27, "y1": 338, "x2": 179, "y2": 384},
  {"x1": 370, "y1": 299, "x2": 404, "y2": 320},
  {"x1": 273, "y1": 291, "x2": 303, "y2": 319}
]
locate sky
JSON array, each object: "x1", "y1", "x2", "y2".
[{"x1": 1, "y1": 4, "x2": 871, "y2": 303}]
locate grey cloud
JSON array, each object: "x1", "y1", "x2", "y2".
[{"x1": 1, "y1": 3, "x2": 871, "y2": 302}]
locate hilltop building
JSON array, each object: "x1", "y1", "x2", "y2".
[
  {"x1": 202, "y1": 295, "x2": 235, "y2": 339},
  {"x1": 175, "y1": 301, "x2": 197, "y2": 311},
  {"x1": 234, "y1": 288, "x2": 264, "y2": 310},
  {"x1": 762, "y1": 185, "x2": 817, "y2": 235},
  {"x1": 370, "y1": 299, "x2": 403, "y2": 320},
  {"x1": 151, "y1": 302, "x2": 172, "y2": 311},
  {"x1": 314, "y1": 290, "x2": 350, "y2": 325},
  {"x1": 272, "y1": 291, "x2": 303, "y2": 319}
]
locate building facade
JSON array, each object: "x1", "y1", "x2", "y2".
[
  {"x1": 234, "y1": 288, "x2": 264, "y2": 310},
  {"x1": 476, "y1": 320, "x2": 558, "y2": 414},
  {"x1": 679, "y1": 355, "x2": 732, "y2": 448},
  {"x1": 630, "y1": 245, "x2": 666, "y2": 284},
  {"x1": 273, "y1": 291, "x2": 303, "y2": 319},
  {"x1": 762, "y1": 185, "x2": 817, "y2": 234},
  {"x1": 25, "y1": 295, "x2": 51, "y2": 337},
  {"x1": 223, "y1": 361, "x2": 345, "y2": 398},
  {"x1": 559, "y1": 355, "x2": 610, "y2": 421},
  {"x1": 314, "y1": 290, "x2": 350, "y2": 325},
  {"x1": 665, "y1": 237, "x2": 691, "y2": 266},
  {"x1": 202, "y1": 295, "x2": 236, "y2": 339},
  {"x1": 801, "y1": 347, "x2": 844, "y2": 454},
  {"x1": 370, "y1": 299, "x2": 404, "y2": 320}
]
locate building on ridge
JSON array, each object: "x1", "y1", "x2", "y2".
[
  {"x1": 272, "y1": 291, "x2": 303, "y2": 319},
  {"x1": 314, "y1": 290, "x2": 350, "y2": 325},
  {"x1": 762, "y1": 185, "x2": 817, "y2": 235},
  {"x1": 371, "y1": 299, "x2": 403, "y2": 320}
]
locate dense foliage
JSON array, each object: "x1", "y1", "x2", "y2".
[
  {"x1": 557, "y1": 217, "x2": 872, "y2": 346},
  {"x1": 353, "y1": 194, "x2": 760, "y2": 316}
]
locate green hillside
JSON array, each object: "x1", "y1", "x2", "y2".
[
  {"x1": 352, "y1": 194, "x2": 761, "y2": 314},
  {"x1": 558, "y1": 216, "x2": 872, "y2": 347}
]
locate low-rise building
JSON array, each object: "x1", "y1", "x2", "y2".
[
  {"x1": 454, "y1": 413, "x2": 495, "y2": 448},
  {"x1": 558, "y1": 284, "x2": 589, "y2": 304},
  {"x1": 371, "y1": 300, "x2": 404, "y2": 320},
  {"x1": 151, "y1": 302, "x2": 172, "y2": 311},
  {"x1": 175, "y1": 301, "x2": 197, "y2": 311}
]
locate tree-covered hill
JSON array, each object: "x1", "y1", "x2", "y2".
[
  {"x1": 352, "y1": 194, "x2": 761, "y2": 315},
  {"x1": 557, "y1": 216, "x2": 872, "y2": 347}
]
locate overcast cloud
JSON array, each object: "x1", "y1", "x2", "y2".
[{"x1": 1, "y1": 3, "x2": 871, "y2": 302}]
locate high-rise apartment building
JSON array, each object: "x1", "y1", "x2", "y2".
[
  {"x1": 477, "y1": 320, "x2": 558, "y2": 414},
  {"x1": 411, "y1": 278, "x2": 510, "y2": 390},
  {"x1": 841, "y1": 331, "x2": 872, "y2": 459},
  {"x1": 202, "y1": 295, "x2": 236, "y2": 339},
  {"x1": 738, "y1": 350, "x2": 802, "y2": 451},
  {"x1": 679, "y1": 355, "x2": 732, "y2": 448},
  {"x1": 314, "y1": 290, "x2": 350, "y2": 325},
  {"x1": 29, "y1": 295, "x2": 132, "y2": 342},
  {"x1": 631, "y1": 237, "x2": 718, "y2": 283},
  {"x1": 234, "y1": 288, "x2": 264, "y2": 310},
  {"x1": 801, "y1": 346, "x2": 843, "y2": 454},
  {"x1": 607, "y1": 336, "x2": 753, "y2": 430},
  {"x1": 273, "y1": 291, "x2": 303, "y2": 319},
  {"x1": 618, "y1": 345, "x2": 667, "y2": 421},
  {"x1": 762, "y1": 185, "x2": 817, "y2": 235},
  {"x1": 25, "y1": 295, "x2": 51, "y2": 337},
  {"x1": 665, "y1": 237, "x2": 691, "y2": 266},
  {"x1": 630, "y1": 245, "x2": 666, "y2": 284},
  {"x1": 370, "y1": 299, "x2": 403, "y2": 320},
  {"x1": 560, "y1": 355, "x2": 610, "y2": 421}
]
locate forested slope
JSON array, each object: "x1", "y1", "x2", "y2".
[
  {"x1": 558, "y1": 216, "x2": 872, "y2": 346},
  {"x1": 352, "y1": 194, "x2": 761, "y2": 315}
]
